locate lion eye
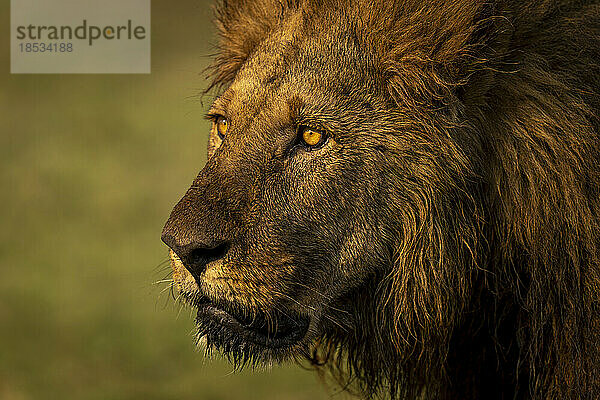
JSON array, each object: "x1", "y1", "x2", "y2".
[
  {"x1": 215, "y1": 116, "x2": 228, "y2": 139},
  {"x1": 300, "y1": 126, "x2": 326, "y2": 148}
]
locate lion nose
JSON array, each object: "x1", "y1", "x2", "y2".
[
  {"x1": 161, "y1": 232, "x2": 230, "y2": 277},
  {"x1": 162, "y1": 158, "x2": 242, "y2": 279}
]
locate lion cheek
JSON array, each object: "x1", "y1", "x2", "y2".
[{"x1": 201, "y1": 264, "x2": 285, "y2": 310}]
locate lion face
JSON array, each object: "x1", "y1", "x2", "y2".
[
  {"x1": 161, "y1": 27, "x2": 401, "y2": 363},
  {"x1": 160, "y1": 0, "x2": 486, "y2": 380}
]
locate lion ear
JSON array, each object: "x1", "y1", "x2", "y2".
[
  {"x1": 381, "y1": 0, "x2": 511, "y2": 111},
  {"x1": 206, "y1": 0, "x2": 300, "y2": 92}
]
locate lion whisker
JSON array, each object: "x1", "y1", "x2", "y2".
[
  {"x1": 291, "y1": 282, "x2": 352, "y2": 316},
  {"x1": 153, "y1": 278, "x2": 174, "y2": 285},
  {"x1": 274, "y1": 292, "x2": 349, "y2": 334},
  {"x1": 150, "y1": 258, "x2": 172, "y2": 275},
  {"x1": 158, "y1": 282, "x2": 175, "y2": 295}
]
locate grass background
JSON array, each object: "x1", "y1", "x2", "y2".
[{"x1": 0, "y1": 1, "x2": 338, "y2": 399}]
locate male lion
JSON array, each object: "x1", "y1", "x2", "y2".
[{"x1": 161, "y1": 0, "x2": 600, "y2": 398}]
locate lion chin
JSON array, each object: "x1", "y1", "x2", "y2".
[{"x1": 193, "y1": 299, "x2": 309, "y2": 363}]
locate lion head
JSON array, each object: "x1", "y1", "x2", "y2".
[{"x1": 161, "y1": 1, "x2": 600, "y2": 398}]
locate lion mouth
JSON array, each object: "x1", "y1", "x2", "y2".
[{"x1": 195, "y1": 299, "x2": 309, "y2": 350}]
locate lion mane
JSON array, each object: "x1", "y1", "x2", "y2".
[{"x1": 202, "y1": 0, "x2": 600, "y2": 398}]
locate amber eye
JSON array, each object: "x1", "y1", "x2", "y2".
[
  {"x1": 300, "y1": 126, "x2": 326, "y2": 147},
  {"x1": 215, "y1": 116, "x2": 228, "y2": 138}
]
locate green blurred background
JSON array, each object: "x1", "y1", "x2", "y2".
[{"x1": 0, "y1": 1, "x2": 337, "y2": 399}]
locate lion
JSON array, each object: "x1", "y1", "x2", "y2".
[{"x1": 161, "y1": 0, "x2": 600, "y2": 398}]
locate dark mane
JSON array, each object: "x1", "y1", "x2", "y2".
[{"x1": 206, "y1": 0, "x2": 600, "y2": 398}]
